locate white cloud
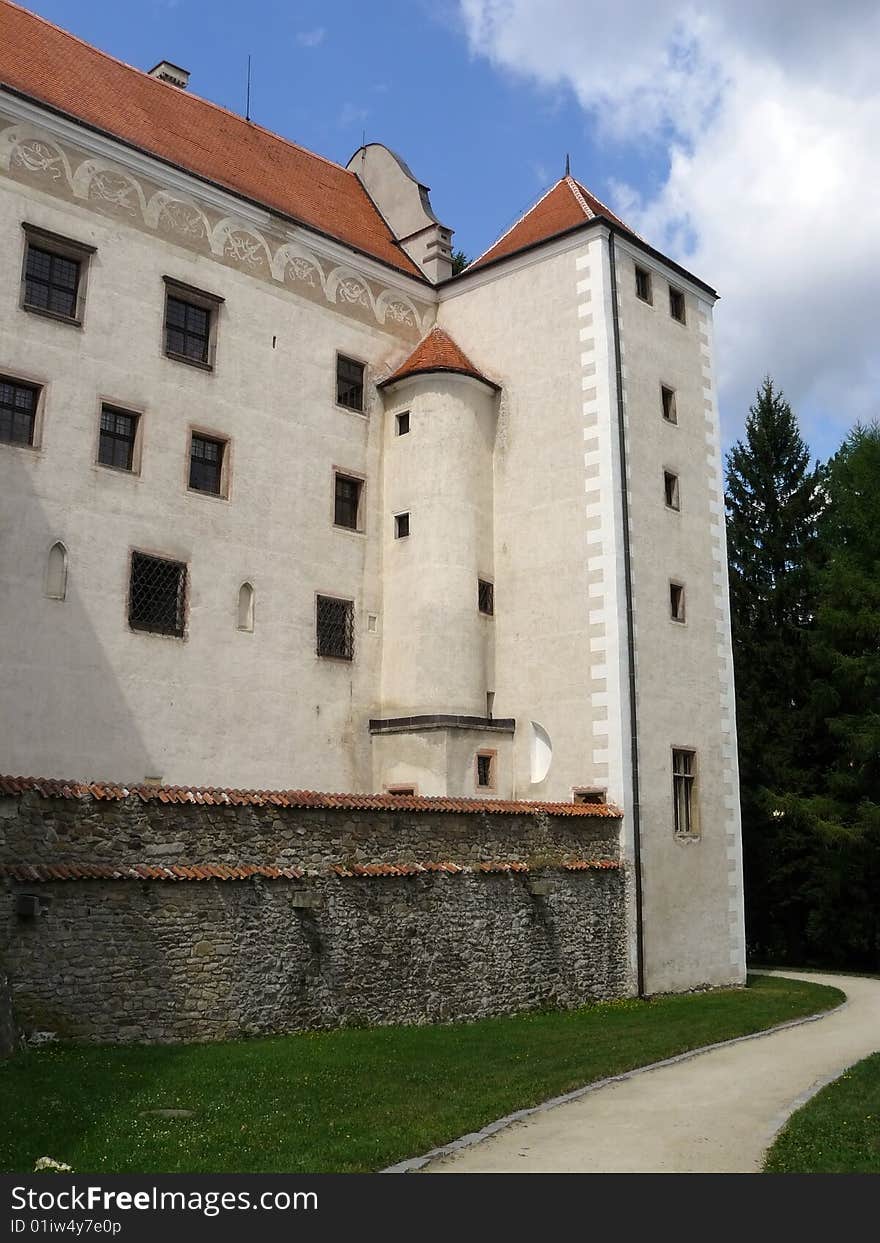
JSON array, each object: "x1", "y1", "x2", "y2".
[
  {"x1": 458, "y1": 1, "x2": 880, "y2": 451},
  {"x1": 296, "y1": 28, "x2": 326, "y2": 48}
]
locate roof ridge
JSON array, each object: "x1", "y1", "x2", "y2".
[
  {"x1": 3, "y1": 0, "x2": 356, "y2": 180},
  {"x1": 564, "y1": 174, "x2": 594, "y2": 219},
  {"x1": 466, "y1": 177, "x2": 565, "y2": 270}
]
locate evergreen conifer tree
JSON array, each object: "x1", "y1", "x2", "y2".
[{"x1": 724, "y1": 378, "x2": 824, "y2": 959}]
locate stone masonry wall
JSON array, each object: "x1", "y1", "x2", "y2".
[{"x1": 0, "y1": 793, "x2": 628, "y2": 1042}]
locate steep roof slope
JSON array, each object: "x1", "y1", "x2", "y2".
[
  {"x1": 379, "y1": 326, "x2": 499, "y2": 390},
  {"x1": 0, "y1": 1, "x2": 423, "y2": 278},
  {"x1": 468, "y1": 174, "x2": 633, "y2": 272}
]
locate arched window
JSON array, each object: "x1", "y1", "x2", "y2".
[
  {"x1": 46, "y1": 541, "x2": 67, "y2": 600},
  {"x1": 237, "y1": 581, "x2": 254, "y2": 632}
]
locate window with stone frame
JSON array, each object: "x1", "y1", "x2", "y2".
[
  {"x1": 129, "y1": 551, "x2": 187, "y2": 637},
  {"x1": 21, "y1": 224, "x2": 94, "y2": 325},
  {"x1": 316, "y1": 594, "x2": 355, "y2": 660},
  {"x1": 334, "y1": 472, "x2": 363, "y2": 530},
  {"x1": 98, "y1": 406, "x2": 139, "y2": 472},
  {"x1": 336, "y1": 354, "x2": 365, "y2": 412},
  {"x1": 0, "y1": 376, "x2": 39, "y2": 447},
  {"x1": 189, "y1": 432, "x2": 226, "y2": 495},
  {"x1": 673, "y1": 748, "x2": 697, "y2": 835}
]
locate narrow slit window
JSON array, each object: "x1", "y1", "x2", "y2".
[
  {"x1": 336, "y1": 355, "x2": 365, "y2": 412},
  {"x1": 0, "y1": 376, "x2": 39, "y2": 447},
  {"x1": 669, "y1": 286, "x2": 686, "y2": 323},
  {"x1": 396, "y1": 411, "x2": 410, "y2": 435},
  {"x1": 334, "y1": 473, "x2": 363, "y2": 530},
  {"x1": 46, "y1": 541, "x2": 67, "y2": 600},
  {"x1": 635, "y1": 265, "x2": 652, "y2": 304},
  {"x1": 394, "y1": 512, "x2": 410, "y2": 539},
  {"x1": 670, "y1": 582, "x2": 686, "y2": 623},
  {"x1": 98, "y1": 406, "x2": 138, "y2": 472},
  {"x1": 661, "y1": 385, "x2": 677, "y2": 424},
  {"x1": 673, "y1": 749, "x2": 697, "y2": 835},
  {"x1": 316, "y1": 594, "x2": 354, "y2": 660},
  {"x1": 478, "y1": 579, "x2": 494, "y2": 615},
  {"x1": 664, "y1": 470, "x2": 680, "y2": 511},
  {"x1": 237, "y1": 582, "x2": 255, "y2": 632},
  {"x1": 476, "y1": 752, "x2": 495, "y2": 789}
]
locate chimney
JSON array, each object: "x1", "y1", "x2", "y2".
[{"x1": 147, "y1": 61, "x2": 190, "y2": 89}]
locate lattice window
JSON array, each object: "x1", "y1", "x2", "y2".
[
  {"x1": 316, "y1": 594, "x2": 354, "y2": 660},
  {"x1": 189, "y1": 433, "x2": 225, "y2": 494},
  {"x1": 0, "y1": 377, "x2": 38, "y2": 446},
  {"x1": 336, "y1": 355, "x2": 365, "y2": 411},
  {"x1": 24, "y1": 244, "x2": 80, "y2": 319},
  {"x1": 129, "y1": 552, "x2": 187, "y2": 637},
  {"x1": 478, "y1": 578, "x2": 494, "y2": 616},
  {"x1": 166, "y1": 295, "x2": 210, "y2": 364},
  {"x1": 98, "y1": 406, "x2": 138, "y2": 471}
]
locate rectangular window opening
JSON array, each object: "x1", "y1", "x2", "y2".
[
  {"x1": 664, "y1": 470, "x2": 680, "y2": 511},
  {"x1": 189, "y1": 433, "x2": 226, "y2": 495},
  {"x1": 316, "y1": 594, "x2": 354, "y2": 660},
  {"x1": 573, "y1": 789, "x2": 606, "y2": 805},
  {"x1": 0, "y1": 376, "x2": 39, "y2": 447},
  {"x1": 386, "y1": 786, "x2": 416, "y2": 796},
  {"x1": 334, "y1": 473, "x2": 363, "y2": 530},
  {"x1": 670, "y1": 581, "x2": 686, "y2": 623},
  {"x1": 673, "y1": 748, "x2": 697, "y2": 835},
  {"x1": 395, "y1": 410, "x2": 410, "y2": 435},
  {"x1": 337, "y1": 355, "x2": 365, "y2": 412},
  {"x1": 129, "y1": 551, "x2": 187, "y2": 637},
  {"x1": 98, "y1": 406, "x2": 138, "y2": 472},
  {"x1": 635, "y1": 265, "x2": 652, "y2": 304},
  {"x1": 394, "y1": 512, "x2": 410, "y2": 539},
  {"x1": 478, "y1": 578, "x2": 494, "y2": 616},
  {"x1": 661, "y1": 385, "x2": 677, "y2": 424},
  {"x1": 669, "y1": 286, "x2": 686, "y2": 323},
  {"x1": 476, "y1": 752, "x2": 495, "y2": 789},
  {"x1": 24, "y1": 245, "x2": 81, "y2": 321}
]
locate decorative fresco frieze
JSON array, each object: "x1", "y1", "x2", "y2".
[{"x1": 0, "y1": 119, "x2": 432, "y2": 340}]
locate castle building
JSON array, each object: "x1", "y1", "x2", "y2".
[{"x1": 0, "y1": 2, "x2": 745, "y2": 992}]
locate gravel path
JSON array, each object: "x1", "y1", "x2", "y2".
[{"x1": 418, "y1": 972, "x2": 880, "y2": 1173}]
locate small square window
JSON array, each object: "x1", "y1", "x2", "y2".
[
  {"x1": 316, "y1": 594, "x2": 355, "y2": 660},
  {"x1": 476, "y1": 752, "x2": 495, "y2": 789},
  {"x1": 478, "y1": 578, "x2": 494, "y2": 615},
  {"x1": 129, "y1": 551, "x2": 186, "y2": 637},
  {"x1": 189, "y1": 433, "x2": 226, "y2": 495},
  {"x1": 337, "y1": 355, "x2": 365, "y2": 412},
  {"x1": 661, "y1": 385, "x2": 677, "y2": 424},
  {"x1": 394, "y1": 512, "x2": 410, "y2": 539},
  {"x1": 664, "y1": 470, "x2": 680, "y2": 511},
  {"x1": 670, "y1": 582, "x2": 686, "y2": 623},
  {"x1": 635, "y1": 265, "x2": 652, "y2": 304},
  {"x1": 21, "y1": 225, "x2": 93, "y2": 325},
  {"x1": 396, "y1": 411, "x2": 410, "y2": 436},
  {"x1": 334, "y1": 473, "x2": 363, "y2": 530},
  {"x1": 98, "y1": 406, "x2": 138, "y2": 472},
  {"x1": 673, "y1": 748, "x2": 697, "y2": 835},
  {"x1": 669, "y1": 286, "x2": 686, "y2": 323},
  {"x1": 0, "y1": 376, "x2": 39, "y2": 447}
]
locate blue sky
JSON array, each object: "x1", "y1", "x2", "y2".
[{"x1": 17, "y1": 1, "x2": 880, "y2": 460}]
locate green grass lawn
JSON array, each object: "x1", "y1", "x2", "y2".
[
  {"x1": 765, "y1": 1052, "x2": 880, "y2": 1173},
  {"x1": 1, "y1": 973, "x2": 841, "y2": 1174}
]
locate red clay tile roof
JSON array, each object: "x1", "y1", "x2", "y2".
[
  {"x1": 1, "y1": 859, "x2": 619, "y2": 882},
  {"x1": 0, "y1": 774, "x2": 622, "y2": 818},
  {"x1": 1, "y1": 863, "x2": 303, "y2": 881},
  {"x1": 379, "y1": 326, "x2": 499, "y2": 390},
  {"x1": 0, "y1": 2, "x2": 423, "y2": 279},
  {"x1": 468, "y1": 175, "x2": 633, "y2": 273}
]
